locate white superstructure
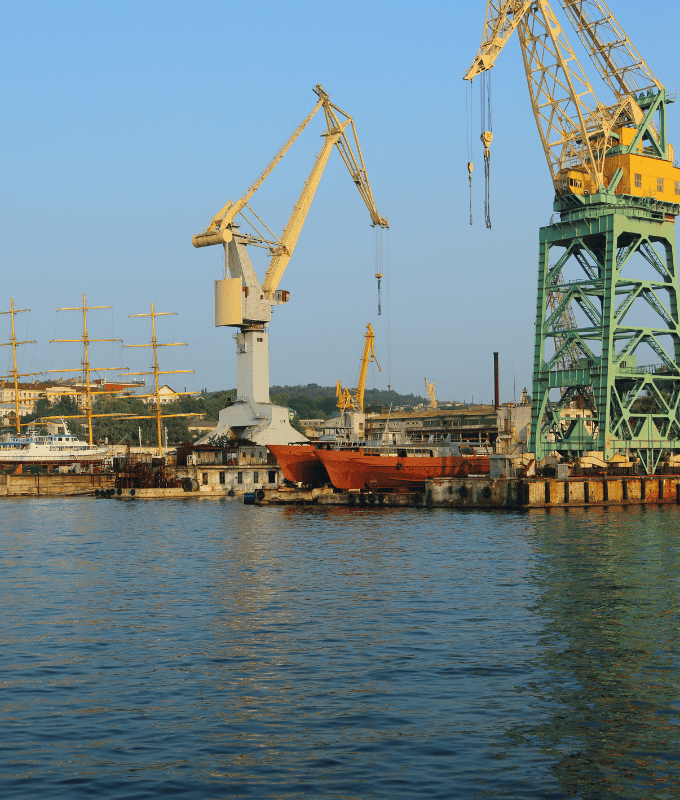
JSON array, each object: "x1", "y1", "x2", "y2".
[{"x1": 0, "y1": 423, "x2": 109, "y2": 464}]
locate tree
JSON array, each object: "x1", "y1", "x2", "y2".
[{"x1": 23, "y1": 395, "x2": 81, "y2": 426}]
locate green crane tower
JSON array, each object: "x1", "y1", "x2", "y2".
[{"x1": 466, "y1": 0, "x2": 680, "y2": 474}]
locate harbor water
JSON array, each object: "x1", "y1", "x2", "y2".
[{"x1": 2, "y1": 499, "x2": 680, "y2": 798}]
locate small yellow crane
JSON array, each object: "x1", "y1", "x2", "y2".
[
  {"x1": 424, "y1": 378, "x2": 437, "y2": 409},
  {"x1": 336, "y1": 323, "x2": 381, "y2": 413}
]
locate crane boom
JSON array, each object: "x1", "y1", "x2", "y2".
[
  {"x1": 192, "y1": 84, "x2": 388, "y2": 270},
  {"x1": 192, "y1": 95, "x2": 326, "y2": 248},
  {"x1": 464, "y1": 0, "x2": 535, "y2": 81},
  {"x1": 262, "y1": 120, "x2": 349, "y2": 297},
  {"x1": 463, "y1": 0, "x2": 673, "y2": 192},
  {"x1": 466, "y1": 0, "x2": 606, "y2": 187},
  {"x1": 336, "y1": 323, "x2": 381, "y2": 413},
  {"x1": 558, "y1": 0, "x2": 660, "y2": 99}
]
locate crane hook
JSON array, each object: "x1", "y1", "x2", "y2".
[
  {"x1": 480, "y1": 131, "x2": 493, "y2": 229},
  {"x1": 480, "y1": 131, "x2": 493, "y2": 156}
]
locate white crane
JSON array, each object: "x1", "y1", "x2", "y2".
[{"x1": 192, "y1": 85, "x2": 388, "y2": 445}]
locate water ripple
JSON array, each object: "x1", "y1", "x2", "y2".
[{"x1": 1, "y1": 500, "x2": 679, "y2": 797}]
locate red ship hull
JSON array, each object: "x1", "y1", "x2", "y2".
[
  {"x1": 268, "y1": 444, "x2": 329, "y2": 486},
  {"x1": 316, "y1": 448, "x2": 490, "y2": 491}
]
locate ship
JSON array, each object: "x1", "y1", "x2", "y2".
[
  {"x1": 272, "y1": 423, "x2": 491, "y2": 491},
  {"x1": 268, "y1": 409, "x2": 367, "y2": 486},
  {"x1": 315, "y1": 440, "x2": 490, "y2": 491},
  {"x1": 269, "y1": 323, "x2": 492, "y2": 491},
  {"x1": 0, "y1": 422, "x2": 110, "y2": 468},
  {"x1": 268, "y1": 443, "x2": 329, "y2": 485}
]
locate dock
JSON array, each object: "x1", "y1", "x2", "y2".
[
  {"x1": 251, "y1": 475, "x2": 680, "y2": 509},
  {"x1": 0, "y1": 471, "x2": 115, "y2": 498}
]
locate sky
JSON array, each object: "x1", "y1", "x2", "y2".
[{"x1": 0, "y1": 0, "x2": 677, "y2": 405}]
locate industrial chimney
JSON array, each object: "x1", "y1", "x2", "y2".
[{"x1": 493, "y1": 352, "x2": 499, "y2": 411}]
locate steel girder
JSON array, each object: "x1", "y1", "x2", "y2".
[{"x1": 529, "y1": 207, "x2": 680, "y2": 472}]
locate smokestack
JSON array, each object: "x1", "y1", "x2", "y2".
[{"x1": 493, "y1": 352, "x2": 499, "y2": 411}]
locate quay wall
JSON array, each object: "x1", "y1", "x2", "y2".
[
  {"x1": 427, "y1": 476, "x2": 680, "y2": 509},
  {"x1": 256, "y1": 476, "x2": 680, "y2": 509},
  {"x1": 0, "y1": 472, "x2": 115, "y2": 498}
]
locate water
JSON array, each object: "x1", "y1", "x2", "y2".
[{"x1": 1, "y1": 500, "x2": 680, "y2": 798}]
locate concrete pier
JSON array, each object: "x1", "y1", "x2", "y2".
[
  {"x1": 422, "y1": 475, "x2": 680, "y2": 508},
  {"x1": 252, "y1": 475, "x2": 680, "y2": 509}
]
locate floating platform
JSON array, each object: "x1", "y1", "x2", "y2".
[{"x1": 251, "y1": 475, "x2": 680, "y2": 509}]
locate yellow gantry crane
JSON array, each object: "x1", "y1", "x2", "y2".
[
  {"x1": 336, "y1": 323, "x2": 381, "y2": 413},
  {"x1": 192, "y1": 84, "x2": 388, "y2": 446},
  {"x1": 465, "y1": 0, "x2": 676, "y2": 196},
  {"x1": 464, "y1": 0, "x2": 679, "y2": 370},
  {"x1": 465, "y1": 0, "x2": 680, "y2": 471}
]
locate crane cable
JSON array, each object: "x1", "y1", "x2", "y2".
[
  {"x1": 480, "y1": 72, "x2": 493, "y2": 230},
  {"x1": 466, "y1": 81, "x2": 473, "y2": 226},
  {"x1": 375, "y1": 227, "x2": 383, "y2": 315}
]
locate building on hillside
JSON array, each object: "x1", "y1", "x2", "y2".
[
  {"x1": 0, "y1": 402, "x2": 19, "y2": 424},
  {"x1": 44, "y1": 382, "x2": 85, "y2": 408},
  {"x1": 143, "y1": 385, "x2": 185, "y2": 407},
  {"x1": 0, "y1": 377, "x2": 149, "y2": 422},
  {"x1": 0, "y1": 381, "x2": 45, "y2": 416},
  {"x1": 92, "y1": 378, "x2": 145, "y2": 396},
  {"x1": 45, "y1": 377, "x2": 147, "y2": 410}
]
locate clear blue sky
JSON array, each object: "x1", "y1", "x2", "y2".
[{"x1": 0, "y1": 0, "x2": 676, "y2": 404}]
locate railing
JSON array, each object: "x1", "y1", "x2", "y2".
[{"x1": 617, "y1": 363, "x2": 661, "y2": 375}]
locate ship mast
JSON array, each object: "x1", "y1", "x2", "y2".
[
  {"x1": 47, "y1": 295, "x2": 130, "y2": 444},
  {"x1": 0, "y1": 299, "x2": 41, "y2": 432},
  {"x1": 124, "y1": 303, "x2": 198, "y2": 457}
]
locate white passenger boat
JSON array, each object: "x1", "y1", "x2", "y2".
[{"x1": 0, "y1": 422, "x2": 110, "y2": 466}]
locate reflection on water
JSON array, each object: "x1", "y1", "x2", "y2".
[
  {"x1": 519, "y1": 507, "x2": 680, "y2": 798},
  {"x1": 1, "y1": 499, "x2": 679, "y2": 798}
]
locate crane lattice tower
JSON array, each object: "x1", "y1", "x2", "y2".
[{"x1": 467, "y1": 0, "x2": 680, "y2": 474}]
